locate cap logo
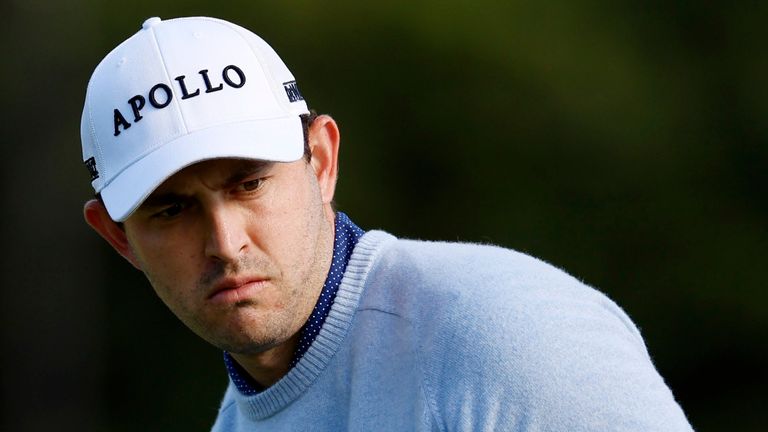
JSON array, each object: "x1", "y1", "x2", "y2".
[
  {"x1": 283, "y1": 80, "x2": 304, "y2": 103},
  {"x1": 84, "y1": 156, "x2": 99, "y2": 180},
  {"x1": 113, "y1": 64, "x2": 247, "y2": 137}
]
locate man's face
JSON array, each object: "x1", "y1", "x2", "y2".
[{"x1": 122, "y1": 158, "x2": 334, "y2": 355}]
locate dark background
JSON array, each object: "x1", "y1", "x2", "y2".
[{"x1": 2, "y1": 1, "x2": 766, "y2": 430}]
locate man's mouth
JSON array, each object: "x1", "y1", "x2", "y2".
[{"x1": 207, "y1": 277, "x2": 269, "y2": 304}]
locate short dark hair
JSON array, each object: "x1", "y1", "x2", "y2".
[{"x1": 300, "y1": 109, "x2": 319, "y2": 162}]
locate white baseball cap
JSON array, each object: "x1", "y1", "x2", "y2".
[{"x1": 81, "y1": 16, "x2": 309, "y2": 221}]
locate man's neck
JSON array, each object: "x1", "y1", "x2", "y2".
[{"x1": 229, "y1": 331, "x2": 301, "y2": 388}]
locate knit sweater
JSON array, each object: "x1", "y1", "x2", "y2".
[{"x1": 211, "y1": 231, "x2": 693, "y2": 431}]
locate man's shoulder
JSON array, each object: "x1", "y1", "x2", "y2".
[
  {"x1": 350, "y1": 233, "x2": 692, "y2": 430},
  {"x1": 362, "y1": 232, "x2": 608, "y2": 311},
  {"x1": 356, "y1": 231, "x2": 641, "y2": 349}
]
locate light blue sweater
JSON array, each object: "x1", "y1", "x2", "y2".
[{"x1": 211, "y1": 231, "x2": 693, "y2": 431}]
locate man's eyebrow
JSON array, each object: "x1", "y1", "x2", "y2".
[
  {"x1": 140, "y1": 192, "x2": 190, "y2": 209},
  {"x1": 223, "y1": 161, "x2": 274, "y2": 186},
  {"x1": 138, "y1": 161, "x2": 274, "y2": 210}
]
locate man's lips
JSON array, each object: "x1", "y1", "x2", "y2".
[{"x1": 207, "y1": 277, "x2": 269, "y2": 303}]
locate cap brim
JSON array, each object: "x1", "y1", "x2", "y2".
[{"x1": 100, "y1": 116, "x2": 304, "y2": 222}]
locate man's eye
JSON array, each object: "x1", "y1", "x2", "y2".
[
  {"x1": 154, "y1": 202, "x2": 185, "y2": 218},
  {"x1": 239, "y1": 179, "x2": 263, "y2": 192}
]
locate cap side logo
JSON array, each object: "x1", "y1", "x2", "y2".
[
  {"x1": 84, "y1": 157, "x2": 99, "y2": 180},
  {"x1": 283, "y1": 80, "x2": 304, "y2": 103}
]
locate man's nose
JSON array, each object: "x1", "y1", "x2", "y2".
[{"x1": 204, "y1": 204, "x2": 248, "y2": 262}]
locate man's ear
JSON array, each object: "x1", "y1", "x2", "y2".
[
  {"x1": 307, "y1": 115, "x2": 340, "y2": 205},
  {"x1": 83, "y1": 199, "x2": 142, "y2": 270}
]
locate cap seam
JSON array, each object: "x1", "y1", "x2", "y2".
[
  {"x1": 147, "y1": 24, "x2": 190, "y2": 134},
  {"x1": 195, "y1": 18, "x2": 282, "y2": 94},
  {"x1": 224, "y1": 23, "x2": 294, "y2": 114},
  {"x1": 85, "y1": 80, "x2": 107, "y2": 191}
]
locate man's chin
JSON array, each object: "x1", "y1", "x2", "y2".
[
  {"x1": 216, "y1": 337, "x2": 285, "y2": 356},
  {"x1": 206, "y1": 322, "x2": 295, "y2": 355}
]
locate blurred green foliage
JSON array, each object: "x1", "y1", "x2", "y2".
[{"x1": 2, "y1": 1, "x2": 765, "y2": 431}]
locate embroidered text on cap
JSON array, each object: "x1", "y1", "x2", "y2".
[{"x1": 113, "y1": 64, "x2": 246, "y2": 137}]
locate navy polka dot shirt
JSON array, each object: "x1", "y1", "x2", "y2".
[{"x1": 223, "y1": 212, "x2": 364, "y2": 394}]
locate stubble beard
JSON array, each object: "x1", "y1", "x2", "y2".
[
  {"x1": 191, "y1": 214, "x2": 333, "y2": 356},
  {"x1": 194, "y1": 255, "x2": 300, "y2": 355}
]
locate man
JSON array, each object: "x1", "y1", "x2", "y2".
[{"x1": 81, "y1": 16, "x2": 693, "y2": 431}]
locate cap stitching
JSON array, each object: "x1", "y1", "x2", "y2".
[
  {"x1": 205, "y1": 18, "x2": 296, "y2": 115},
  {"x1": 85, "y1": 79, "x2": 106, "y2": 191},
  {"x1": 238, "y1": 30, "x2": 290, "y2": 114},
  {"x1": 147, "y1": 24, "x2": 190, "y2": 135}
]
